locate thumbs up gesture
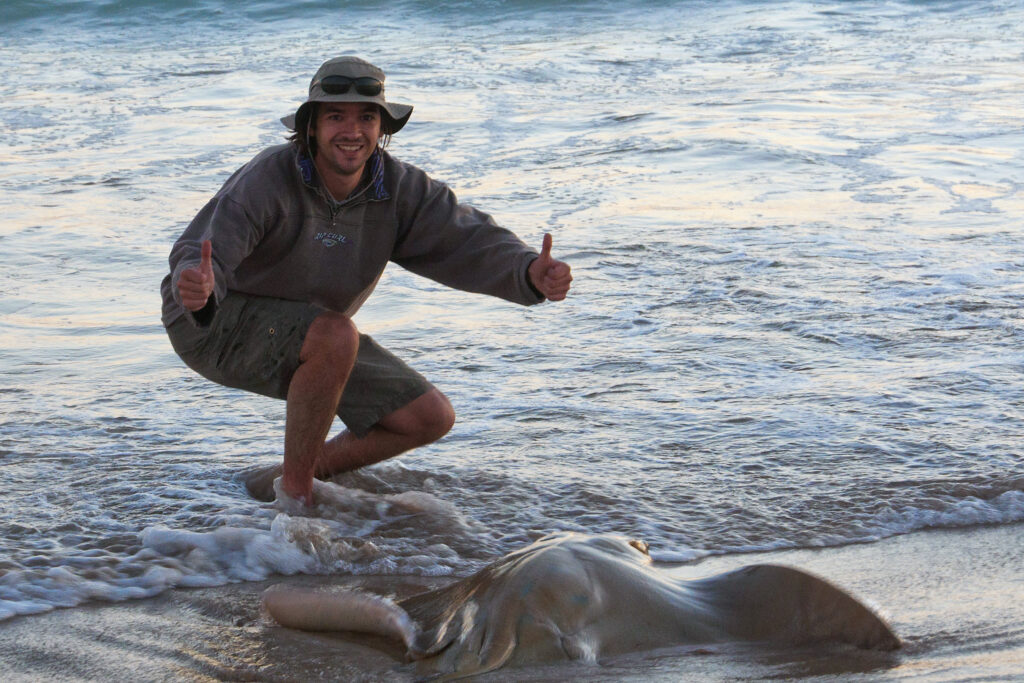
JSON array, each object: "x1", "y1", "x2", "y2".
[
  {"x1": 178, "y1": 240, "x2": 216, "y2": 311},
  {"x1": 527, "y1": 233, "x2": 573, "y2": 302}
]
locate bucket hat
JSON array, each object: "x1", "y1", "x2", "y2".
[{"x1": 281, "y1": 56, "x2": 413, "y2": 135}]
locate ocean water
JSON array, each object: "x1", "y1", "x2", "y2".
[{"x1": 1, "y1": 0, "x2": 1022, "y2": 624}]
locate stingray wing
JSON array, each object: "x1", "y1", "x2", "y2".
[
  {"x1": 397, "y1": 575, "x2": 483, "y2": 657},
  {"x1": 688, "y1": 564, "x2": 900, "y2": 650},
  {"x1": 398, "y1": 570, "x2": 526, "y2": 679},
  {"x1": 396, "y1": 544, "x2": 596, "y2": 679}
]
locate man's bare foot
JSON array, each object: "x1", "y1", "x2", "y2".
[{"x1": 243, "y1": 463, "x2": 283, "y2": 502}]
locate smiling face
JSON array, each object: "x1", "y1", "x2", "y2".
[{"x1": 311, "y1": 102, "x2": 383, "y2": 199}]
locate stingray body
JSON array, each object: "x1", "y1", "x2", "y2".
[{"x1": 264, "y1": 533, "x2": 899, "y2": 679}]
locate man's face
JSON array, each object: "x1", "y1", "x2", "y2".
[{"x1": 312, "y1": 102, "x2": 383, "y2": 188}]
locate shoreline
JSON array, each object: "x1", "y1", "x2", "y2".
[{"x1": 1, "y1": 523, "x2": 1021, "y2": 682}]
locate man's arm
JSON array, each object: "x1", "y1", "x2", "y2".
[
  {"x1": 391, "y1": 169, "x2": 572, "y2": 305},
  {"x1": 167, "y1": 185, "x2": 264, "y2": 326}
]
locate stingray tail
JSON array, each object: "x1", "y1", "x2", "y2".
[{"x1": 263, "y1": 584, "x2": 421, "y2": 655}]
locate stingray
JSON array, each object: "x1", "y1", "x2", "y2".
[{"x1": 263, "y1": 532, "x2": 899, "y2": 679}]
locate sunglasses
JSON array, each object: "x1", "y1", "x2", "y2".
[{"x1": 314, "y1": 75, "x2": 383, "y2": 96}]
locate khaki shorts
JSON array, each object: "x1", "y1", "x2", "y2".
[{"x1": 166, "y1": 292, "x2": 433, "y2": 438}]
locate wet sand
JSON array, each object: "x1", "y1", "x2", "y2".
[{"x1": 1, "y1": 523, "x2": 1020, "y2": 682}]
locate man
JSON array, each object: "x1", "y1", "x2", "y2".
[{"x1": 161, "y1": 56, "x2": 572, "y2": 505}]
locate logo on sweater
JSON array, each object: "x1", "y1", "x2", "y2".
[{"x1": 315, "y1": 232, "x2": 349, "y2": 248}]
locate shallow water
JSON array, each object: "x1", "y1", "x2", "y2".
[{"x1": 1, "y1": 0, "x2": 1022, "y2": 625}]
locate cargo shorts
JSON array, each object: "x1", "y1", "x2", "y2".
[{"x1": 166, "y1": 292, "x2": 434, "y2": 438}]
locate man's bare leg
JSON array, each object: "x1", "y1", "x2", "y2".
[
  {"x1": 279, "y1": 312, "x2": 359, "y2": 502},
  {"x1": 314, "y1": 388, "x2": 455, "y2": 477},
  {"x1": 250, "y1": 305, "x2": 453, "y2": 502},
  {"x1": 244, "y1": 389, "x2": 454, "y2": 502}
]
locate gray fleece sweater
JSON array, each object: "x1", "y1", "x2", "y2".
[{"x1": 160, "y1": 144, "x2": 543, "y2": 327}]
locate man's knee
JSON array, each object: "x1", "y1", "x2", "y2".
[
  {"x1": 386, "y1": 389, "x2": 455, "y2": 445},
  {"x1": 420, "y1": 390, "x2": 456, "y2": 443},
  {"x1": 301, "y1": 312, "x2": 359, "y2": 365}
]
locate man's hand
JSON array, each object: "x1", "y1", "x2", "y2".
[
  {"x1": 528, "y1": 233, "x2": 573, "y2": 301},
  {"x1": 178, "y1": 240, "x2": 216, "y2": 311}
]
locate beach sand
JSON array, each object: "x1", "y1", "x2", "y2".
[{"x1": 1, "y1": 523, "x2": 1020, "y2": 682}]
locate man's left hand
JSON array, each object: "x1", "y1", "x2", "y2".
[{"x1": 528, "y1": 233, "x2": 573, "y2": 301}]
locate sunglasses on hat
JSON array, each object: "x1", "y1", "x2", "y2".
[{"x1": 314, "y1": 75, "x2": 383, "y2": 96}]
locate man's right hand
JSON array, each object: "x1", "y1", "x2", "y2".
[{"x1": 178, "y1": 240, "x2": 216, "y2": 311}]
